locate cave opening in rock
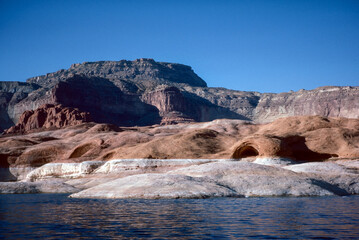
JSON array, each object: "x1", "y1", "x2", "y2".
[{"x1": 233, "y1": 145, "x2": 259, "y2": 159}]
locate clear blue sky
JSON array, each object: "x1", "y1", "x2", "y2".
[{"x1": 0, "y1": 0, "x2": 358, "y2": 93}]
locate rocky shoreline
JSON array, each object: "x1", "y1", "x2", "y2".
[
  {"x1": 1, "y1": 158, "x2": 358, "y2": 199},
  {"x1": 1, "y1": 115, "x2": 359, "y2": 199}
]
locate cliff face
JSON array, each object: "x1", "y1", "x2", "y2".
[
  {"x1": 1, "y1": 59, "x2": 358, "y2": 132},
  {"x1": 0, "y1": 82, "x2": 41, "y2": 132},
  {"x1": 252, "y1": 86, "x2": 359, "y2": 122},
  {"x1": 26, "y1": 58, "x2": 207, "y2": 89},
  {"x1": 4, "y1": 104, "x2": 91, "y2": 134},
  {"x1": 184, "y1": 85, "x2": 359, "y2": 123}
]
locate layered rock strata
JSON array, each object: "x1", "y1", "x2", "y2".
[
  {"x1": 1, "y1": 159, "x2": 358, "y2": 198},
  {"x1": 1, "y1": 59, "x2": 358, "y2": 131},
  {"x1": 4, "y1": 104, "x2": 91, "y2": 134},
  {"x1": 0, "y1": 115, "x2": 359, "y2": 198}
]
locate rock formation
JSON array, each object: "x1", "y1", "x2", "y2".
[
  {"x1": 0, "y1": 81, "x2": 41, "y2": 132},
  {"x1": 4, "y1": 104, "x2": 91, "y2": 134},
  {"x1": 1, "y1": 59, "x2": 358, "y2": 131},
  {"x1": 1, "y1": 116, "x2": 359, "y2": 198},
  {"x1": 1, "y1": 115, "x2": 358, "y2": 171}
]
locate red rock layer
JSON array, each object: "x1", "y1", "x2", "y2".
[{"x1": 4, "y1": 104, "x2": 91, "y2": 134}]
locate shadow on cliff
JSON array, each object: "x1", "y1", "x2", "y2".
[
  {"x1": 182, "y1": 92, "x2": 251, "y2": 121},
  {"x1": 0, "y1": 154, "x2": 16, "y2": 181},
  {"x1": 232, "y1": 135, "x2": 337, "y2": 161},
  {"x1": 278, "y1": 136, "x2": 337, "y2": 161},
  {"x1": 52, "y1": 75, "x2": 161, "y2": 126}
]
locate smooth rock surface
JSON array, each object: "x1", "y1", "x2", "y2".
[
  {"x1": 94, "y1": 159, "x2": 221, "y2": 174},
  {"x1": 70, "y1": 161, "x2": 344, "y2": 198},
  {"x1": 70, "y1": 173, "x2": 239, "y2": 199},
  {"x1": 26, "y1": 161, "x2": 104, "y2": 181},
  {"x1": 170, "y1": 161, "x2": 335, "y2": 197},
  {"x1": 0, "y1": 179, "x2": 79, "y2": 194}
]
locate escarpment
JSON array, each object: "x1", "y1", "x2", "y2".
[{"x1": 1, "y1": 59, "x2": 358, "y2": 132}]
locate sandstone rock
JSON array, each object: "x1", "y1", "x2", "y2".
[
  {"x1": 283, "y1": 161, "x2": 359, "y2": 195},
  {"x1": 94, "y1": 159, "x2": 220, "y2": 174},
  {"x1": 284, "y1": 162, "x2": 356, "y2": 174},
  {"x1": 0, "y1": 167, "x2": 36, "y2": 181},
  {"x1": 2, "y1": 59, "x2": 359, "y2": 131},
  {"x1": 69, "y1": 173, "x2": 239, "y2": 199},
  {"x1": 70, "y1": 161, "x2": 344, "y2": 199},
  {"x1": 252, "y1": 86, "x2": 359, "y2": 123},
  {"x1": 65, "y1": 177, "x2": 118, "y2": 190},
  {"x1": 1, "y1": 116, "x2": 359, "y2": 172},
  {"x1": 0, "y1": 81, "x2": 40, "y2": 132},
  {"x1": 26, "y1": 161, "x2": 104, "y2": 181},
  {"x1": 252, "y1": 157, "x2": 297, "y2": 166},
  {"x1": 51, "y1": 75, "x2": 161, "y2": 126},
  {"x1": 141, "y1": 86, "x2": 195, "y2": 124},
  {"x1": 27, "y1": 59, "x2": 207, "y2": 89},
  {"x1": 4, "y1": 104, "x2": 91, "y2": 134},
  {"x1": 231, "y1": 116, "x2": 359, "y2": 161},
  {"x1": 0, "y1": 179, "x2": 79, "y2": 194},
  {"x1": 169, "y1": 161, "x2": 339, "y2": 197}
]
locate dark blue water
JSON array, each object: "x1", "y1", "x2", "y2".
[{"x1": 0, "y1": 194, "x2": 358, "y2": 239}]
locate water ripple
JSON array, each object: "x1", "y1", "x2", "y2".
[{"x1": 0, "y1": 195, "x2": 359, "y2": 239}]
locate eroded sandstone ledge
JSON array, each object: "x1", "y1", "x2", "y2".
[
  {"x1": 1, "y1": 159, "x2": 358, "y2": 198},
  {"x1": 1, "y1": 115, "x2": 359, "y2": 198}
]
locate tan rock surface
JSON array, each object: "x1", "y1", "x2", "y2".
[{"x1": 1, "y1": 116, "x2": 359, "y2": 172}]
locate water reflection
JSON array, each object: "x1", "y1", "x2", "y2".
[{"x1": 1, "y1": 195, "x2": 359, "y2": 239}]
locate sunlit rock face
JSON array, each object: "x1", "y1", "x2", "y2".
[
  {"x1": 1, "y1": 116, "x2": 359, "y2": 172},
  {"x1": 0, "y1": 115, "x2": 359, "y2": 198},
  {"x1": 1, "y1": 59, "x2": 359, "y2": 131}
]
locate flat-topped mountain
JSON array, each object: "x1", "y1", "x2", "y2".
[
  {"x1": 27, "y1": 58, "x2": 207, "y2": 90},
  {"x1": 1, "y1": 59, "x2": 358, "y2": 132}
]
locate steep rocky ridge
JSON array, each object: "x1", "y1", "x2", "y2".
[{"x1": 1, "y1": 59, "x2": 358, "y2": 131}]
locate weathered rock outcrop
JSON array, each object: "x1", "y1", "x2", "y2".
[
  {"x1": 1, "y1": 116, "x2": 358, "y2": 174},
  {"x1": 4, "y1": 104, "x2": 91, "y2": 134},
  {"x1": 231, "y1": 116, "x2": 359, "y2": 160},
  {"x1": 27, "y1": 58, "x2": 208, "y2": 89},
  {"x1": 51, "y1": 75, "x2": 161, "y2": 126},
  {"x1": 1, "y1": 59, "x2": 358, "y2": 131},
  {"x1": 0, "y1": 82, "x2": 41, "y2": 132},
  {"x1": 69, "y1": 160, "x2": 356, "y2": 199},
  {"x1": 1, "y1": 158, "x2": 358, "y2": 197}
]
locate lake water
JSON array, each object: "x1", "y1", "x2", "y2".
[{"x1": 0, "y1": 194, "x2": 358, "y2": 239}]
